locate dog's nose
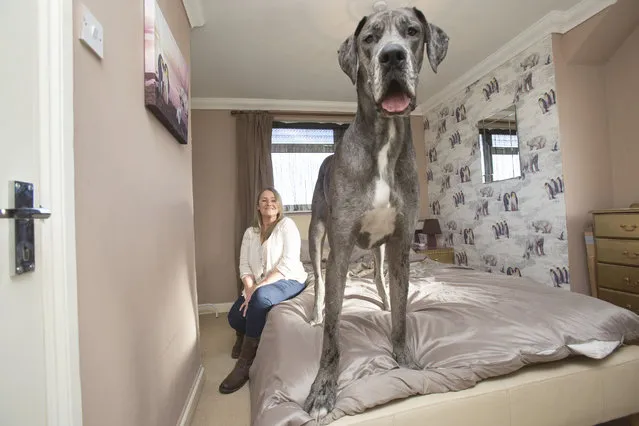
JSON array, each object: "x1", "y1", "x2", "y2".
[{"x1": 379, "y1": 44, "x2": 407, "y2": 67}]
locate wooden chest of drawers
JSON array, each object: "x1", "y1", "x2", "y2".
[
  {"x1": 415, "y1": 247, "x2": 455, "y2": 264},
  {"x1": 419, "y1": 247, "x2": 455, "y2": 264},
  {"x1": 592, "y1": 208, "x2": 639, "y2": 315}
]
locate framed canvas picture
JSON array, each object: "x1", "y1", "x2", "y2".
[{"x1": 144, "y1": 0, "x2": 189, "y2": 145}]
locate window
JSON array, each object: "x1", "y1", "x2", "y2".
[
  {"x1": 490, "y1": 132, "x2": 520, "y2": 181},
  {"x1": 479, "y1": 129, "x2": 520, "y2": 183},
  {"x1": 271, "y1": 121, "x2": 349, "y2": 212}
]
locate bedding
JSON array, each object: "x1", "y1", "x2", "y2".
[
  {"x1": 249, "y1": 258, "x2": 639, "y2": 426},
  {"x1": 298, "y1": 240, "x2": 427, "y2": 267}
]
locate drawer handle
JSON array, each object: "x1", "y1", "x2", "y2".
[
  {"x1": 623, "y1": 277, "x2": 639, "y2": 286},
  {"x1": 622, "y1": 250, "x2": 639, "y2": 259},
  {"x1": 620, "y1": 224, "x2": 637, "y2": 231},
  {"x1": 624, "y1": 277, "x2": 639, "y2": 286}
]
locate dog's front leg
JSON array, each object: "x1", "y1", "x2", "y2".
[
  {"x1": 304, "y1": 237, "x2": 353, "y2": 421},
  {"x1": 373, "y1": 244, "x2": 390, "y2": 311},
  {"x1": 309, "y1": 217, "x2": 327, "y2": 326},
  {"x1": 387, "y1": 231, "x2": 417, "y2": 369}
]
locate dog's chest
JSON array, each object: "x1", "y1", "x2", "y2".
[{"x1": 358, "y1": 123, "x2": 398, "y2": 247}]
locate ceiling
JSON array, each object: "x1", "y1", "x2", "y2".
[{"x1": 189, "y1": 0, "x2": 599, "y2": 107}]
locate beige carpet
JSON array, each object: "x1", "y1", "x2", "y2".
[{"x1": 191, "y1": 314, "x2": 251, "y2": 426}]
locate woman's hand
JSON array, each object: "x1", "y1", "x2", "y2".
[
  {"x1": 240, "y1": 284, "x2": 255, "y2": 317},
  {"x1": 239, "y1": 274, "x2": 256, "y2": 317}
]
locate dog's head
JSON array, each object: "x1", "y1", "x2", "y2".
[{"x1": 338, "y1": 7, "x2": 449, "y2": 117}]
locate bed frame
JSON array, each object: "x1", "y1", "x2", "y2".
[
  {"x1": 331, "y1": 345, "x2": 639, "y2": 426},
  {"x1": 249, "y1": 256, "x2": 639, "y2": 426}
]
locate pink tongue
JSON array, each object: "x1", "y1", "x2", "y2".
[{"x1": 381, "y1": 93, "x2": 410, "y2": 112}]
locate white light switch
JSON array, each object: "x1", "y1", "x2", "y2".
[{"x1": 79, "y1": 6, "x2": 104, "y2": 59}]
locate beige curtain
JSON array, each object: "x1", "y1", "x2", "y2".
[{"x1": 235, "y1": 112, "x2": 274, "y2": 296}]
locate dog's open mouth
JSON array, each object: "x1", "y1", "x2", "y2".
[{"x1": 380, "y1": 80, "x2": 412, "y2": 114}]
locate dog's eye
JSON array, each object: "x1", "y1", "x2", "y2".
[
  {"x1": 407, "y1": 27, "x2": 419, "y2": 36},
  {"x1": 364, "y1": 34, "x2": 374, "y2": 44}
]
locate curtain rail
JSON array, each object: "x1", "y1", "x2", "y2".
[{"x1": 230, "y1": 109, "x2": 355, "y2": 118}]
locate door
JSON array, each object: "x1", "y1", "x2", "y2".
[{"x1": 0, "y1": 0, "x2": 82, "y2": 425}]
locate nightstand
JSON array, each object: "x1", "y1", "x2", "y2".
[
  {"x1": 416, "y1": 247, "x2": 455, "y2": 264},
  {"x1": 592, "y1": 208, "x2": 639, "y2": 315}
]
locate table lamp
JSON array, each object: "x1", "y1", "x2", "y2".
[{"x1": 422, "y1": 218, "x2": 442, "y2": 249}]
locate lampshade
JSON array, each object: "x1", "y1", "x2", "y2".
[{"x1": 422, "y1": 218, "x2": 442, "y2": 235}]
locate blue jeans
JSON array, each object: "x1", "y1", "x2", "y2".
[{"x1": 228, "y1": 279, "x2": 305, "y2": 338}]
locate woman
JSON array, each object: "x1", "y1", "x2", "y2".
[{"x1": 219, "y1": 187, "x2": 308, "y2": 394}]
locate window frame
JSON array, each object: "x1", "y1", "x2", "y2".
[
  {"x1": 271, "y1": 120, "x2": 350, "y2": 213},
  {"x1": 480, "y1": 128, "x2": 520, "y2": 183}
]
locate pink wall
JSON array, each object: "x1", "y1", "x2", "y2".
[
  {"x1": 553, "y1": 37, "x2": 613, "y2": 295},
  {"x1": 605, "y1": 25, "x2": 639, "y2": 208},
  {"x1": 73, "y1": 0, "x2": 201, "y2": 424},
  {"x1": 553, "y1": 1, "x2": 638, "y2": 295}
]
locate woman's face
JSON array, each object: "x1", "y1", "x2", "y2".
[{"x1": 257, "y1": 190, "x2": 279, "y2": 221}]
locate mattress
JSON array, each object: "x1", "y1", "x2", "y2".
[
  {"x1": 330, "y1": 344, "x2": 639, "y2": 426},
  {"x1": 249, "y1": 259, "x2": 639, "y2": 425}
]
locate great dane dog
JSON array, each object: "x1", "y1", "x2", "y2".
[
  {"x1": 304, "y1": 6, "x2": 449, "y2": 421},
  {"x1": 308, "y1": 153, "x2": 391, "y2": 327}
]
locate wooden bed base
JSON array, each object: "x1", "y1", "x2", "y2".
[{"x1": 331, "y1": 345, "x2": 639, "y2": 426}]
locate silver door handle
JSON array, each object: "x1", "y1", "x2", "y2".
[{"x1": 0, "y1": 207, "x2": 51, "y2": 219}]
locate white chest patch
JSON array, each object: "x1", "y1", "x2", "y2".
[
  {"x1": 372, "y1": 152, "x2": 390, "y2": 208},
  {"x1": 372, "y1": 123, "x2": 395, "y2": 208},
  {"x1": 360, "y1": 207, "x2": 397, "y2": 247},
  {"x1": 362, "y1": 122, "x2": 398, "y2": 247}
]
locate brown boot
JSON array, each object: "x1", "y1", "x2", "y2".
[
  {"x1": 231, "y1": 331, "x2": 244, "y2": 359},
  {"x1": 219, "y1": 336, "x2": 259, "y2": 394}
]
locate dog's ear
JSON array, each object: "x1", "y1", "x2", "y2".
[
  {"x1": 413, "y1": 7, "x2": 449, "y2": 74},
  {"x1": 338, "y1": 16, "x2": 367, "y2": 85}
]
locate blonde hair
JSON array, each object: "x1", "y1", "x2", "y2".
[{"x1": 252, "y1": 187, "x2": 285, "y2": 242}]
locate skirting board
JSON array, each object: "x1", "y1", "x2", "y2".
[
  {"x1": 199, "y1": 303, "x2": 234, "y2": 317},
  {"x1": 177, "y1": 364, "x2": 204, "y2": 426}
]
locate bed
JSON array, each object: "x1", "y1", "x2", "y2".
[{"x1": 249, "y1": 256, "x2": 639, "y2": 426}]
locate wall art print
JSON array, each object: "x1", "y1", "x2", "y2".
[
  {"x1": 144, "y1": 0, "x2": 190, "y2": 144},
  {"x1": 424, "y1": 35, "x2": 570, "y2": 290}
]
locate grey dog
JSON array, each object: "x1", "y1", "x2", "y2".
[
  {"x1": 308, "y1": 154, "x2": 391, "y2": 326},
  {"x1": 304, "y1": 6, "x2": 449, "y2": 421}
]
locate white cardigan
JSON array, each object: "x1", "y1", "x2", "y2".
[{"x1": 239, "y1": 216, "x2": 308, "y2": 286}]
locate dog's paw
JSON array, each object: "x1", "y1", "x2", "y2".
[{"x1": 304, "y1": 372, "x2": 337, "y2": 422}]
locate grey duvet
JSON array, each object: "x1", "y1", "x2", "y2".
[{"x1": 249, "y1": 259, "x2": 639, "y2": 426}]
